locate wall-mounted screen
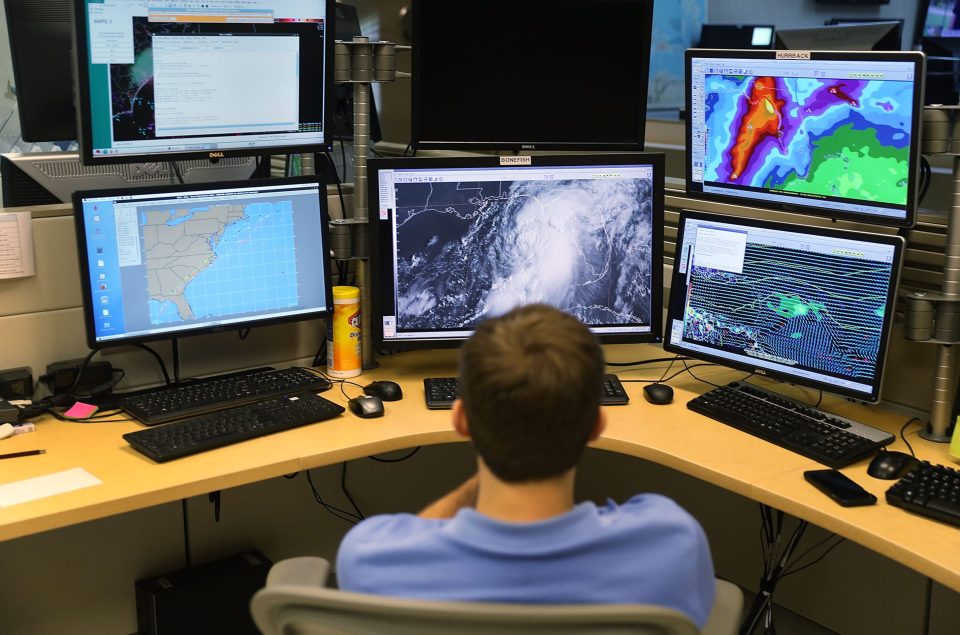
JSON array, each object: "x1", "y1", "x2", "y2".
[
  {"x1": 685, "y1": 49, "x2": 924, "y2": 227},
  {"x1": 72, "y1": 0, "x2": 333, "y2": 164}
]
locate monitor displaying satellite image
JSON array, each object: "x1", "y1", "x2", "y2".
[
  {"x1": 686, "y1": 51, "x2": 922, "y2": 226},
  {"x1": 373, "y1": 159, "x2": 663, "y2": 345}
]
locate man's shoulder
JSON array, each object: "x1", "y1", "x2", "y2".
[
  {"x1": 342, "y1": 513, "x2": 440, "y2": 544},
  {"x1": 600, "y1": 493, "x2": 707, "y2": 535}
]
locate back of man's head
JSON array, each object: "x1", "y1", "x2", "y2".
[{"x1": 459, "y1": 304, "x2": 605, "y2": 483}]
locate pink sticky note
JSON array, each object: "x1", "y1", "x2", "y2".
[{"x1": 63, "y1": 402, "x2": 99, "y2": 420}]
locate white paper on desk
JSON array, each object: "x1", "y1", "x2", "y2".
[
  {"x1": 0, "y1": 468, "x2": 102, "y2": 507},
  {"x1": 0, "y1": 211, "x2": 36, "y2": 279}
]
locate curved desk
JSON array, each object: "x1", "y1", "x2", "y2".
[{"x1": 1, "y1": 346, "x2": 958, "y2": 594}]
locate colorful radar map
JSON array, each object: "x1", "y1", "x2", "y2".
[{"x1": 702, "y1": 74, "x2": 912, "y2": 206}]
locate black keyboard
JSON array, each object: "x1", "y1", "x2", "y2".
[
  {"x1": 423, "y1": 374, "x2": 629, "y2": 409},
  {"x1": 687, "y1": 382, "x2": 894, "y2": 469},
  {"x1": 886, "y1": 462, "x2": 960, "y2": 528},
  {"x1": 118, "y1": 367, "x2": 331, "y2": 425},
  {"x1": 123, "y1": 392, "x2": 345, "y2": 462}
]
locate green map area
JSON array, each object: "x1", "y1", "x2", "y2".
[{"x1": 777, "y1": 124, "x2": 908, "y2": 205}]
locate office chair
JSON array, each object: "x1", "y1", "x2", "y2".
[{"x1": 251, "y1": 557, "x2": 743, "y2": 635}]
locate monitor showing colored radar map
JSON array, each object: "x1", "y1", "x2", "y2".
[
  {"x1": 664, "y1": 211, "x2": 905, "y2": 403},
  {"x1": 369, "y1": 154, "x2": 665, "y2": 349},
  {"x1": 73, "y1": 177, "x2": 333, "y2": 348},
  {"x1": 685, "y1": 50, "x2": 924, "y2": 227}
]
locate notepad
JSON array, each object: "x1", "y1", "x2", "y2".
[{"x1": 0, "y1": 468, "x2": 102, "y2": 507}]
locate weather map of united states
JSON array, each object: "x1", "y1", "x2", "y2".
[{"x1": 702, "y1": 74, "x2": 912, "y2": 206}]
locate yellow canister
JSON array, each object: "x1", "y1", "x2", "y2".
[{"x1": 327, "y1": 286, "x2": 362, "y2": 378}]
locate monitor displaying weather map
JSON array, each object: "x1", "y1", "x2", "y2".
[
  {"x1": 664, "y1": 211, "x2": 905, "y2": 403},
  {"x1": 369, "y1": 155, "x2": 665, "y2": 349},
  {"x1": 685, "y1": 50, "x2": 924, "y2": 227},
  {"x1": 73, "y1": 0, "x2": 332, "y2": 164},
  {"x1": 73, "y1": 177, "x2": 332, "y2": 348}
]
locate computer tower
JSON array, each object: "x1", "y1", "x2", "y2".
[{"x1": 135, "y1": 550, "x2": 272, "y2": 635}]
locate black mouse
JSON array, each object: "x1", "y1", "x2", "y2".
[
  {"x1": 643, "y1": 383, "x2": 674, "y2": 405},
  {"x1": 363, "y1": 380, "x2": 403, "y2": 401},
  {"x1": 867, "y1": 450, "x2": 919, "y2": 480},
  {"x1": 348, "y1": 395, "x2": 385, "y2": 418}
]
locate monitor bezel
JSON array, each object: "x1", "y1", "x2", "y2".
[
  {"x1": 368, "y1": 153, "x2": 666, "y2": 351},
  {"x1": 73, "y1": 175, "x2": 334, "y2": 349},
  {"x1": 663, "y1": 209, "x2": 906, "y2": 403},
  {"x1": 70, "y1": 0, "x2": 335, "y2": 165},
  {"x1": 684, "y1": 48, "x2": 925, "y2": 229},
  {"x1": 409, "y1": 0, "x2": 654, "y2": 152}
]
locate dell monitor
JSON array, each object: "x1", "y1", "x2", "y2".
[
  {"x1": 411, "y1": 0, "x2": 654, "y2": 151},
  {"x1": 917, "y1": 0, "x2": 960, "y2": 39},
  {"x1": 685, "y1": 49, "x2": 924, "y2": 227},
  {"x1": 698, "y1": 25, "x2": 775, "y2": 50},
  {"x1": 72, "y1": 0, "x2": 334, "y2": 165},
  {"x1": 73, "y1": 177, "x2": 333, "y2": 348},
  {"x1": 664, "y1": 211, "x2": 905, "y2": 403},
  {"x1": 4, "y1": 0, "x2": 75, "y2": 142},
  {"x1": 369, "y1": 154, "x2": 665, "y2": 349},
  {"x1": 775, "y1": 21, "x2": 903, "y2": 52}
]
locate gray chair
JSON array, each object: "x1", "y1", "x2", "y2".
[{"x1": 251, "y1": 557, "x2": 743, "y2": 635}]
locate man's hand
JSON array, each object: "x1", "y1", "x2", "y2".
[{"x1": 418, "y1": 474, "x2": 480, "y2": 519}]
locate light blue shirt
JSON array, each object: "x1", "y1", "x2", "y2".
[{"x1": 336, "y1": 493, "x2": 715, "y2": 627}]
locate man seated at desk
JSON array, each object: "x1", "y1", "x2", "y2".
[{"x1": 336, "y1": 304, "x2": 716, "y2": 627}]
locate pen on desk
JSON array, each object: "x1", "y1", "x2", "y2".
[{"x1": 0, "y1": 449, "x2": 46, "y2": 460}]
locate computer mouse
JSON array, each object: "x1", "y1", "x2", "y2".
[
  {"x1": 348, "y1": 395, "x2": 385, "y2": 418},
  {"x1": 363, "y1": 380, "x2": 403, "y2": 401},
  {"x1": 643, "y1": 383, "x2": 674, "y2": 405},
  {"x1": 867, "y1": 450, "x2": 919, "y2": 480}
]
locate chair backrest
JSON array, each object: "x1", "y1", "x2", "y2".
[
  {"x1": 250, "y1": 557, "x2": 742, "y2": 635},
  {"x1": 252, "y1": 588, "x2": 699, "y2": 635}
]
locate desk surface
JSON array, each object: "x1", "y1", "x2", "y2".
[{"x1": 1, "y1": 345, "x2": 958, "y2": 593}]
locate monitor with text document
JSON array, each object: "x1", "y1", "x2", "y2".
[
  {"x1": 664, "y1": 211, "x2": 905, "y2": 403},
  {"x1": 685, "y1": 49, "x2": 924, "y2": 227},
  {"x1": 73, "y1": 177, "x2": 333, "y2": 348},
  {"x1": 72, "y1": 0, "x2": 333, "y2": 164},
  {"x1": 369, "y1": 154, "x2": 665, "y2": 350}
]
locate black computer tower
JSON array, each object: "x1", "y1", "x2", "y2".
[{"x1": 135, "y1": 550, "x2": 272, "y2": 635}]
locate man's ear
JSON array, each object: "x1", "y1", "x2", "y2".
[
  {"x1": 452, "y1": 399, "x2": 470, "y2": 438},
  {"x1": 588, "y1": 409, "x2": 606, "y2": 442}
]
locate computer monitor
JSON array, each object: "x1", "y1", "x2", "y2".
[
  {"x1": 4, "y1": 0, "x2": 75, "y2": 142},
  {"x1": 73, "y1": 177, "x2": 333, "y2": 348},
  {"x1": 410, "y1": 0, "x2": 654, "y2": 151},
  {"x1": 698, "y1": 25, "x2": 775, "y2": 50},
  {"x1": 664, "y1": 211, "x2": 905, "y2": 403},
  {"x1": 917, "y1": 0, "x2": 960, "y2": 39},
  {"x1": 921, "y1": 36, "x2": 960, "y2": 104},
  {"x1": 775, "y1": 21, "x2": 903, "y2": 51},
  {"x1": 825, "y1": 18, "x2": 904, "y2": 50},
  {"x1": 685, "y1": 49, "x2": 924, "y2": 227},
  {"x1": 72, "y1": 0, "x2": 334, "y2": 165},
  {"x1": 369, "y1": 154, "x2": 665, "y2": 349}
]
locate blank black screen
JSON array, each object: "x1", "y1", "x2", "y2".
[{"x1": 412, "y1": 0, "x2": 653, "y2": 150}]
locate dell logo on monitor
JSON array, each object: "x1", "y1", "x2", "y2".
[
  {"x1": 209, "y1": 152, "x2": 225, "y2": 159},
  {"x1": 755, "y1": 369, "x2": 767, "y2": 375}
]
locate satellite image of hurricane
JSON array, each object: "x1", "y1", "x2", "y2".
[
  {"x1": 392, "y1": 176, "x2": 654, "y2": 330},
  {"x1": 702, "y1": 74, "x2": 912, "y2": 205}
]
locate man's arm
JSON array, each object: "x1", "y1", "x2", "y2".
[{"x1": 418, "y1": 474, "x2": 479, "y2": 519}]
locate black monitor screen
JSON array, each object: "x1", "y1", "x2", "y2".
[
  {"x1": 370, "y1": 154, "x2": 665, "y2": 349},
  {"x1": 411, "y1": 0, "x2": 654, "y2": 151},
  {"x1": 686, "y1": 49, "x2": 924, "y2": 227},
  {"x1": 664, "y1": 211, "x2": 904, "y2": 403},
  {"x1": 72, "y1": 0, "x2": 333, "y2": 164},
  {"x1": 775, "y1": 21, "x2": 903, "y2": 51},
  {"x1": 73, "y1": 177, "x2": 333, "y2": 348}
]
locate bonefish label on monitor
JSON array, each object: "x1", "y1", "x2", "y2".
[{"x1": 500, "y1": 156, "x2": 532, "y2": 166}]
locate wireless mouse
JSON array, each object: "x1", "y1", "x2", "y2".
[
  {"x1": 867, "y1": 450, "x2": 919, "y2": 480},
  {"x1": 643, "y1": 383, "x2": 674, "y2": 405},
  {"x1": 348, "y1": 395, "x2": 385, "y2": 418}
]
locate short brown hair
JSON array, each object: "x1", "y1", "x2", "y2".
[{"x1": 459, "y1": 304, "x2": 605, "y2": 482}]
